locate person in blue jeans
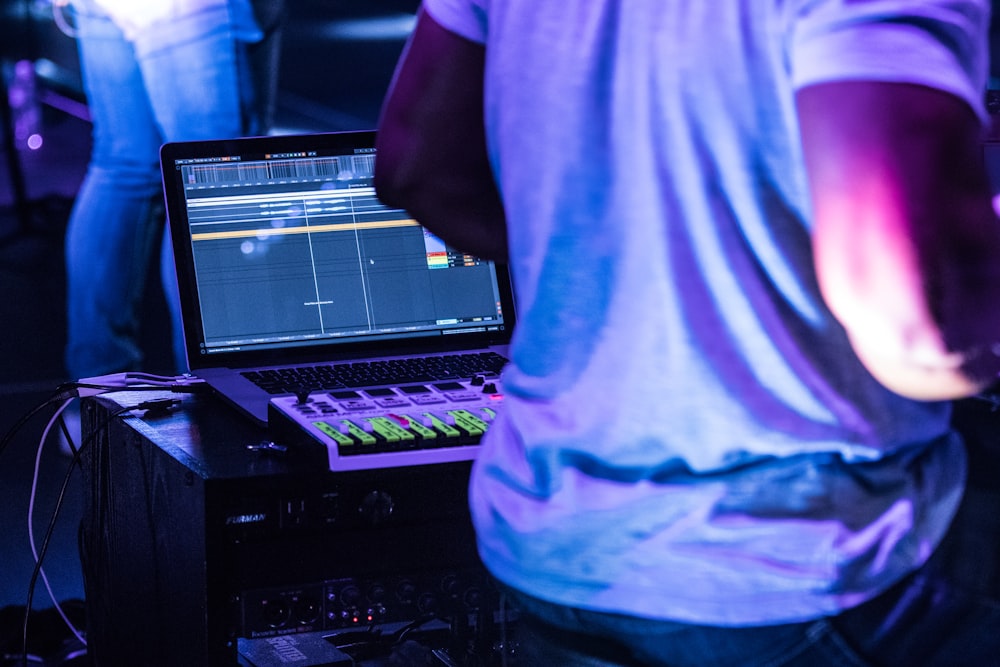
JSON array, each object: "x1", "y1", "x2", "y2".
[
  {"x1": 375, "y1": 1, "x2": 1000, "y2": 665},
  {"x1": 62, "y1": 0, "x2": 283, "y2": 379}
]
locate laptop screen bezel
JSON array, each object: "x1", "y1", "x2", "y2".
[{"x1": 160, "y1": 130, "x2": 516, "y2": 372}]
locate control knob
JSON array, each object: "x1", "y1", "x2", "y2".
[{"x1": 358, "y1": 490, "x2": 394, "y2": 525}]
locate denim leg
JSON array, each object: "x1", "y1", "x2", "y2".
[
  {"x1": 504, "y1": 588, "x2": 648, "y2": 667},
  {"x1": 137, "y1": 14, "x2": 264, "y2": 374},
  {"x1": 159, "y1": 222, "x2": 187, "y2": 373},
  {"x1": 137, "y1": 14, "x2": 255, "y2": 375},
  {"x1": 64, "y1": 2, "x2": 263, "y2": 378},
  {"x1": 133, "y1": 14, "x2": 250, "y2": 142},
  {"x1": 505, "y1": 592, "x2": 870, "y2": 667},
  {"x1": 65, "y1": 5, "x2": 164, "y2": 379},
  {"x1": 830, "y1": 429, "x2": 1000, "y2": 667}
]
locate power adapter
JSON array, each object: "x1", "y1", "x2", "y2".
[{"x1": 237, "y1": 633, "x2": 354, "y2": 667}]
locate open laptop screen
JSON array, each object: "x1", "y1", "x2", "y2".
[{"x1": 161, "y1": 131, "x2": 515, "y2": 369}]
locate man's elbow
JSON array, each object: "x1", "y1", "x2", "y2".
[
  {"x1": 818, "y1": 253, "x2": 1000, "y2": 400},
  {"x1": 845, "y1": 330, "x2": 987, "y2": 401},
  {"x1": 829, "y1": 288, "x2": 992, "y2": 400}
]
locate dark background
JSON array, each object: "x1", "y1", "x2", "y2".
[{"x1": 1, "y1": 1, "x2": 1000, "y2": 665}]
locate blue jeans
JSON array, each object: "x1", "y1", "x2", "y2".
[
  {"x1": 500, "y1": 416, "x2": 1000, "y2": 666},
  {"x1": 64, "y1": 0, "x2": 273, "y2": 379}
]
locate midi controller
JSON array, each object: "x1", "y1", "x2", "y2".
[{"x1": 268, "y1": 375, "x2": 504, "y2": 471}]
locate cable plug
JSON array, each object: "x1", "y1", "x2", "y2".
[
  {"x1": 134, "y1": 398, "x2": 182, "y2": 417},
  {"x1": 74, "y1": 372, "x2": 131, "y2": 397}
]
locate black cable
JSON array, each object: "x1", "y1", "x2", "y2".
[
  {"x1": 1, "y1": 381, "x2": 202, "y2": 462},
  {"x1": 56, "y1": 412, "x2": 78, "y2": 459},
  {"x1": 19, "y1": 398, "x2": 180, "y2": 667},
  {"x1": 18, "y1": 402, "x2": 130, "y2": 667},
  {"x1": 0, "y1": 384, "x2": 77, "y2": 461},
  {"x1": 392, "y1": 614, "x2": 445, "y2": 645}
]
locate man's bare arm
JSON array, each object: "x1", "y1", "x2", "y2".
[
  {"x1": 798, "y1": 81, "x2": 1000, "y2": 399},
  {"x1": 374, "y1": 9, "x2": 507, "y2": 260}
]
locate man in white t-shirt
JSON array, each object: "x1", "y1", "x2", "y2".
[{"x1": 376, "y1": 1, "x2": 1000, "y2": 664}]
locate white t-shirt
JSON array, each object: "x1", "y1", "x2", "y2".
[{"x1": 423, "y1": 0, "x2": 989, "y2": 624}]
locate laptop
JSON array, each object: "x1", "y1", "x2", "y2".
[{"x1": 159, "y1": 131, "x2": 516, "y2": 437}]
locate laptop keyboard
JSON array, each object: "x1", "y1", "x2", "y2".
[{"x1": 242, "y1": 352, "x2": 508, "y2": 395}]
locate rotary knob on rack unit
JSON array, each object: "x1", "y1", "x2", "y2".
[{"x1": 358, "y1": 489, "x2": 394, "y2": 525}]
